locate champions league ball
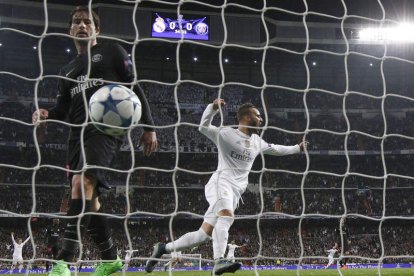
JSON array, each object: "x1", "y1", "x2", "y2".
[{"x1": 89, "y1": 84, "x2": 142, "y2": 136}]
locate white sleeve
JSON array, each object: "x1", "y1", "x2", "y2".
[
  {"x1": 261, "y1": 139, "x2": 301, "y2": 156},
  {"x1": 11, "y1": 234, "x2": 16, "y2": 246},
  {"x1": 23, "y1": 236, "x2": 30, "y2": 245},
  {"x1": 198, "y1": 103, "x2": 220, "y2": 143}
]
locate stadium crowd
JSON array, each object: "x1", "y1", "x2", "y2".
[
  {"x1": 1, "y1": 80, "x2": 413, "y2": 152},
  {"x1": 0, "y1": 180, "x2": 412, "y2": 220},
  {"x1": 0, "y1": 218, "x2": 412, "y2": 270}
]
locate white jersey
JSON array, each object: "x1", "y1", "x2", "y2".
[
  {"x1": 199, "y1": 104, "x2": 300, "y2": 194},
  {"x1": 327, "y1": 248, "x2": 337, "y2": 258},
  {"x1": 227, "y1": 244, "x2": 239, "y2": 258},
  {"x1": 11, "y1": 234, "x2": 30, "y2": 258}
]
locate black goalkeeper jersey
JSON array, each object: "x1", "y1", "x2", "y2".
[
  {"x1": 48, "y1": 42, "x2": 154, "y2": 139},
  {"x1": 46, "y1": 227, "x2": 61, "y2": 247}
]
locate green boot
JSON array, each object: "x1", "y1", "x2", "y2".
[
  {"x1": 92, "y1": 256, "x2": 123, "y2": 276},
  {"x1": 48, "y1": 261, "x2": 71, "y2": 276}
]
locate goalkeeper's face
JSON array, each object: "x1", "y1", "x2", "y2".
[{"x1": 70, "y1": 11, "x2": 100, "y2": 43}]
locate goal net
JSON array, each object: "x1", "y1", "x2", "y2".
[{"x1": 0, "y1": 0, "x2": 413, "y2": 274}]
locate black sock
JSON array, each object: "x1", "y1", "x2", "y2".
[
  {"x1": 57, "y1": 199, "x2": 92, "y2": 262},
  {"x1": 87, "y1": 211, "x2": 117, "y2": 260}
]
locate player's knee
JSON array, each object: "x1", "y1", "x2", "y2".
[
  {"x1": 71, "y1": 175, "x2": 96, "y2": 197},
  {"x1": 217, "y1": 208, "x2": 233, "y2": 217},
  {"x1": 217, "y1": 215, "x2": 234, "y2": 228},
  {"x1": 201, "y1": 222, "x2": 214, "y2": 236},
  {"x1": 91, "y1": 197, "x2": 101, "y2": 212}
]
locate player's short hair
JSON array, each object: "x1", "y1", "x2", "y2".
[
  {"x1": 69, "y1": 6, "x2": 100, "y2": 29},
  {"x1": 237, "y1": 103, "x2": 256, "y2": 122}
]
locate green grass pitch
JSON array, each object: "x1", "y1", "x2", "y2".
[{"x1": 28, "y1": 268, "x2": 414, "y2": 275}]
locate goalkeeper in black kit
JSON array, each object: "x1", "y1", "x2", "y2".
[{"x1": 32, "y1": 6, "x2": 158, "y2": 276}]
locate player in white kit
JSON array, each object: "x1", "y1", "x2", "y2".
[
  {"x1": 325, "y1": 247, "x2": 338, "y2": 269},
  {"x1": 226, "y1": 240, "x2": 246, "y2": 263},
  {"x1": 146, "y1": 99, "x2": 306, "y2": 275},
  {"x1": 10, "y1": 232, "x2": 30, "y2": 273},
  {"x1": 122, "y1": 249, "x2": 138, "y2": 272},
  {"x1": 163, "y1": 250, "x2": 182, "y2": 271}
]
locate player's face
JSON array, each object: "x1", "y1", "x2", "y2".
[
  {"x1": 69, "y1": 11, "x2": 100, "y2": 43},
  {"x1": 247, "y1": 108, "x2": 263, "y2": 134},
  {"x1": 18, "y1": 239, "x2": 22, "y2": 244}
]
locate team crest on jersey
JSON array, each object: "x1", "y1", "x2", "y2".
[
  {"x1": 91, "y1": 54, "x2": 103, "y2": 62},
  {"x1": 244, "y1": 139, "x2": 251, "y2": 148}
]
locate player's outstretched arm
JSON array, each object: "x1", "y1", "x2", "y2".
[
  {"x1": 262, "y1": 138, "x2": 309, "y2": 156},
  {"x1": 11, "y1": 232, "x2": 16, "y2": 244},
  {"x1": 23, "y1": 236, "x2": 30, "y2": 245}
]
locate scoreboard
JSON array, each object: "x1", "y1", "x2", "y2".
[{"x1": 151, "y1": 13, "x2": 209, "y2": 41}]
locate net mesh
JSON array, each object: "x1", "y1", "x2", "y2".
[{"x1": 0, "y1": 0, "x2": 413, "y2": 274}]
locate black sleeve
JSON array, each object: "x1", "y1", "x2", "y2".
[
  {"x1": 47, "y1": 76, "x2": 71, "y2": 121},
  {"x1": 112, "y1": 43, "x2": 155, "y2": 132},
  {"x1": 132, "y1": 84, "x2": 155, "y2": 132}
]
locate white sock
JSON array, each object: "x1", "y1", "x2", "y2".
[
  {"x1": 213, "y1": 216, "x2": 234, "y2": 260},
  {"x1": 212, "y1": 228, "x2": 220, "y2": 259},
  {"x1": 166, "y1": 228, "x2": 210, "y2": 252}
]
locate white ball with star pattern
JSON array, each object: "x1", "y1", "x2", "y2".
[{"x1": 89, "y1": 84, "x2": 142, "y2": 136}]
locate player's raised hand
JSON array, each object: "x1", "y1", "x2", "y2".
[
  {"x1": 32, "y1": 109, "x2": 49, "y2": 125},
  {"x1": 139, "y1": 130, "x2": 158, "y2": 156},
  {"x1": 212, "y1": 98, "x2": 226, "y2": 110}
]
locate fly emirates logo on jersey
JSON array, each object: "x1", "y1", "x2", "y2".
[
  {"x1": 70, "y1": 75, "x2": 104, "y2": 98},
  {"x1": 230, "y1": 150, "x2": 253, "y2": 162},
  {"x1": 231, "y1": 140, "x2": 255, "y2": 163}
]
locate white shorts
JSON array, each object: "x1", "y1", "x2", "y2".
[
  {"x1": 12, "y1": 256, "x2": 23, "y2": 265},
  {"x1": 203, "y1": 177, "x2": 241, "y2": 226}
]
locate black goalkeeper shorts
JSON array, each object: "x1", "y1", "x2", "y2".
[{"x1": 66, "y1": 134, "x2": 121, "y2": 192}]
